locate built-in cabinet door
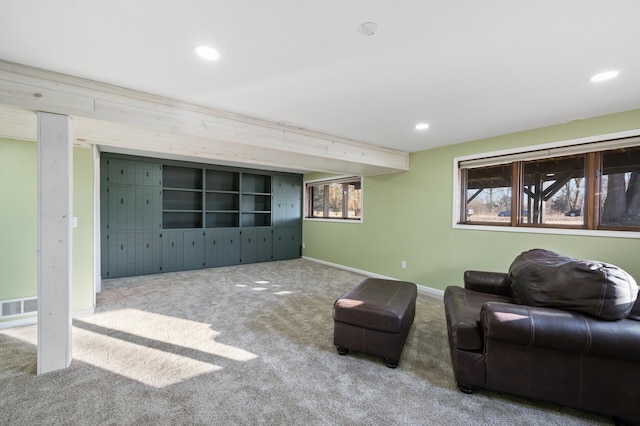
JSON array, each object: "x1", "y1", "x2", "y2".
[
  {"x1": 135, "y1": 162, "x2": 162, "y2": 187},
  {"x1": 221, "y1": 229, "x2": 241, "y2": 266},
  {"x1": 107, "y1": 158, "x2": 136, "y2": 185},
  {"x1": 161, "y1": 230, "x2": 184, "y2": 273},
  {"x1": 273, "y1": 176, "x2": 301, "y2": 226},
  {"x1": 107, "y1": 185, "x2": 136, "y2": 231},
  {"x1": 273, "y1": 227, "x2": 301, "y2": 261},
  {"x1": 205, "y1": 228, "x2": 241, "y2": 267},
  {"x1": 106, "y1": 158, "x2": 161, "y2": 187},
  {"x1": 241, "y1": 228, "x2": 258, "y2": 264},
  {"x1": 135, "y1": 187, "x2": 162, "y2": 230},
  {"x1": 256, "y1": 228, "x2": 273, "y2": 262},
  {"x1": 241, "y1": 228, "x2": 274, "y2": 264},
  {"x1": 183, "y1": 230, "x2": 206, "y2": 270},
  {"x1": 106, "y1": 233, "x2": 136, "y2": 278},
  {"x1": 135, "y1": 232, "x2": 162, "y2": 275}
]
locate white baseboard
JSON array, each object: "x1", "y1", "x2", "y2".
[
  {"x1": 302, "y1": 256, "x2": 444, "y2": 299},
  {"x1": 0, "y1": 315, "x2": 37, "y2": 330}
]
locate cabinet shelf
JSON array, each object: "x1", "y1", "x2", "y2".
[
  {"x1": 242, "y1": 212, "x2": 272, "y2": 227},
  {"x1": 243, "y1": 173, "x2": 271, "y2": 194},
  {"x1": 163, "y1": 211, "x2": 203, "y2": 229},
  {"x1": 163, "y1": 165, "x2": 203, "y2": 190},
  {"x1": 206, "y1": 212, "x2": 239, "y2": 228},
  {"x1": 206, "y1": 192, "x2": 239, "y2": 211},
  {"x1": 163, "y1": 189, "x2": 202, "y2": 211},
  {"x1": 206, "y1": 170, "x2": 239, "y2": 192},
  {"x1": 164, "y1": 187, "x2": 203, "y2": 192}
]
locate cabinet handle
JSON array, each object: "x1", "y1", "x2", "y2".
[
  {"x1": 171, "y1": 242, "x2": 174, "y2": 247},
  {"x1": 120, "y1": 244, "x2": 123, "y2": 250},
  {"x1": 146, "y1": 171, "x2": 149, "y2": 177},
  {"x1": 121, "y1": 198, "x2": 124, "y2": 204},
  {"x1": 147, "y1": 199, "x2": 149, "y2": 205},
  {"x1": 120, "y1": 169, "x2": 124, "y2": 175},
  {"x1": 146, "y1": 243, "x2": 149, "y2": 249},
  {"x1": 248, "y1": 238, "x2": 251, "y2": 243},
  {"x1": 192, "y1": 241, "x2": 195, "y2": 246}
]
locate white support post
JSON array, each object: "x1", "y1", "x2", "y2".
[{"x1": 37, "y1": 112, "x2": 73, "y2": 374}]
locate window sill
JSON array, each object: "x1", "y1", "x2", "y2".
[
  {"x1": 304, "y1": 217, "x2": 363, "y2": 224},
  {"x1": 453, "y1": 222, "x2": 640, "y2": 239}
]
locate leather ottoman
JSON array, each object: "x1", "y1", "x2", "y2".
[{"x1": 332, "y1": 278, "x2": 417, "y2": 368}]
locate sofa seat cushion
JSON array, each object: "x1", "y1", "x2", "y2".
[
  {"x1": 510, "y1": 249, "x2": 638, "y2": 321},
  {"x1": 444, "y1": 286, "x2": 513, "y2": 351}
]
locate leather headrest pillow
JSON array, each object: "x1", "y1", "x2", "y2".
[{"x1": 509, "y1": 249, "x2": 638, "y2": 321}]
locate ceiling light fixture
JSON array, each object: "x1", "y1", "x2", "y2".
[
  {"x1": 589, "y1": 70, "x2": 619, "y2": 83},
  {"x1": 415, "y1": 123, "x2": 430, "y2": 131},
  {"x1": 195, "y1": 45, "x2": 220, "y2": 61},
  {"x1": 357, "y1": 22, "x2": 378, "y2": 36}
]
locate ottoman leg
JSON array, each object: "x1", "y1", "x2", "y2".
[
  {"x1": 336, "y1": 346, "x2": 349, "y2": 356},
  {"x1": 385, "y1": 358, "x2": 399, "y2": 369}
]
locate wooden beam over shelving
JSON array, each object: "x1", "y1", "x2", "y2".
[{"x1": 0, "y1": 60, "x2": 409, "y2": 175}]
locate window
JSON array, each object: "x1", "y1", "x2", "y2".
[
  {"x1": 458, "y1": 134, "x2": 640, "y2": 232},
  {"x1": 305, "y1": 177, "x2": 362, "y2": 221}
]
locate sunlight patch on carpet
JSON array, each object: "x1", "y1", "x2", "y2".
[{"x1": 73, "y1": 309, "x2": 258, "y2": 387}]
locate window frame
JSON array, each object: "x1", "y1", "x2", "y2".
[
  {"x1": 453, "y1": 129, "x2": 640, "y2": 239},
  {"x1": 304, "y1": 176, "x2": 363, "y2": 223}
]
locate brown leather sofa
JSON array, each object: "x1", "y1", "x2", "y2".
[{"x1": 443, "y1": 249, "x2": 640, "y2": 425}]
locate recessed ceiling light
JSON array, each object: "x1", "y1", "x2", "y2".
[
  {"x1": 195, "y1": 45, "x2": 220, "y2": 61},
  {"x1": 357, "y1": 22, "x2": 378, "y2": 36},
  {"x1": 589, "y1": 70, "x2": 619, "y2": 83},
  {"x1": 415, "y1": 123, "x2": 430, "y2": 131}
]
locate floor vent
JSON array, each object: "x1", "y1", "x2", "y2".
[{"x1": 1, "y1": 297, "x2": 37, "y2": 318}]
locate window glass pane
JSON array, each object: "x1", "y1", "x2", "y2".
[
  {"x1": 522, "y1": 154, "x2": 585, "y2": 225},
  {"x1": 328, "y1": 183, "x2": 343, "y2": 217},
  {"x1": 465, "y1": 165, "x2": 512, "y2": 222},
  {"x1": 600, "y1": 146, "x2": 640, "y2": 228},
  {"x1": 311, "y1": 185, "x2": 325, "y2": 217},
  {"x1": 347, "y1": 183, "x2": 362, "y2": 219},
  {"x1": 306, "y1": 177, "x2": 363, "y2": 221}
]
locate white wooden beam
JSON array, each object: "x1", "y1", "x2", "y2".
[
  {"x1": 0, "y1": 60, "x2": 409, "y2": 175},
  {"x1": 37, "y1": 112, "x2": 72, "y2": 374}
]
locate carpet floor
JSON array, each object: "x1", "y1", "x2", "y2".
[{"x1": 0, "y1": 259, "x2": 612, "y2": 425}]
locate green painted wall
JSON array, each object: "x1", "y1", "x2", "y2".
[
  {"x1": 303, "y1": 109, "x2": 640, "y2": 290},
  {"x1": 0, "y1": 138, "x2": 94, "y2": 318},
  {"x1": 72, "y1": 146, "x2": 95, "y2": 312},
  {"x1": 0, "y1": 139, "x2": 37, "y2": 301}
]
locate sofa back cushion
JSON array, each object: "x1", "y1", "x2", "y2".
[{"x1": 509, "y1": 249, "x2": 638, "y2": 321}]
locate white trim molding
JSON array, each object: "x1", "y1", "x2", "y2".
[
  {"x1": 0, "y1": 60, "x2": 409, "y2": 176},
  {"x1": 302, "y1": 256, "x2": 444, "y2": 299}
]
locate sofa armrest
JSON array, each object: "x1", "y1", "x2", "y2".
[
  {"x1": 464, "y1": 271, "x2": 511, "y2": 296},
  {"x1": 480, "y1": 302, "x2": 640, "y2": 361}
]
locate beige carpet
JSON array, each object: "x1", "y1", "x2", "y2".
[{"x1": 0, "y1": 259, "x2": 611, "y2": 425}]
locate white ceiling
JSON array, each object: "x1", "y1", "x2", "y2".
[{"x1": 1, "y1": 1, "x2": 640, "y2": 154}]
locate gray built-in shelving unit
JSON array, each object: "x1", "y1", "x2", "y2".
[{"x1": 100, "y1": 154, "x2": 302, "y2": 278}]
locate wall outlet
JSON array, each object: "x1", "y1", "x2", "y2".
[
  {"x1": 401, "y1": 260, "x2": 407, "y2": 269},
  {"x1": 302, "y1": 242, "x2": 306, "y2": 249}
]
